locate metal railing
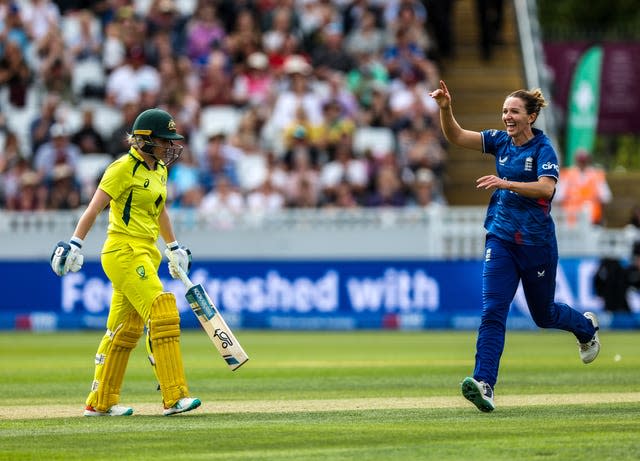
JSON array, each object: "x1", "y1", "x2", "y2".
[{"x1": 2, "y1": 207, "x2": 637, "y2": 260}]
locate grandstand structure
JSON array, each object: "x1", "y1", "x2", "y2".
[{"x1": 0, "y1": 0, "x2": 636, "y2": 240}]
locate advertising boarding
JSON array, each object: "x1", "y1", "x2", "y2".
[{"x1": 2, "y1": 258, "x2": 635, "y2": 331}]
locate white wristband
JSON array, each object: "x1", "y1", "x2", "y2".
[
  {"x1": 70, "y1": 236, "x2": 84, "y2": 249},
  {"x1": 166, "y1": 241, "x2": 179, "y2": 251}
]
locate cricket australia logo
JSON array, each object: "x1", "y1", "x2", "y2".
[
  {"x1": 214, "y1": 329, "x2": 234, "y2": 348},
  {"x1": 136, "y1": 265, "x2": 147, "y2": 279}
]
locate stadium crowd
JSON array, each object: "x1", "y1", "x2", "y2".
[{"x1": 0, "y1": 0, "x2": 453, "y2": 215}]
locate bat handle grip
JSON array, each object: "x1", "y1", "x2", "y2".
[
  {"x1": 165, "y1": 249, "x2": 194, "y2": 289},
  {"x1": 175, "y1": 265, "x2": 194, "y2": 289}
]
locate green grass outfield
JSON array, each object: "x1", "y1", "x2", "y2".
[{"x1": 1, "y1": 329, "x2": 639, "y2": 461}]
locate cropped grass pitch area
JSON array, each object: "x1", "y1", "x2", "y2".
[{"x1": 1, "y1": 330, "x2": 639, "y2": 461}]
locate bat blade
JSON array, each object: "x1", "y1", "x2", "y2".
[{"x1": 185, "y1": 283, "x2": 249, "y2": 370}]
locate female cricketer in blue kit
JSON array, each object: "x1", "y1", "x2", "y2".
[{"x1": 429, "y1": 80, "x2": 600, "y2": 412}]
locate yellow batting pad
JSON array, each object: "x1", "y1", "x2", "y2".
[
  {"x1": 86, "y1": 313, "x2": 144, "y2": 412},
  {"x1": 148, "y1": 293, "x2": 189, "y2": 408}
]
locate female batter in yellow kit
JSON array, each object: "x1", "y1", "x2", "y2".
[{"x1": 50, "y1": 108, "x2": 201, "y2": 416}]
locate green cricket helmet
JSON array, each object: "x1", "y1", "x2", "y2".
[{"x1": 131, "y1": 108, "x2": 184, "y2": 166}]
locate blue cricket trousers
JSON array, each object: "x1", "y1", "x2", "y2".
[{"x1": 473, "y1": 234, "x2": 596, "y2": 388}]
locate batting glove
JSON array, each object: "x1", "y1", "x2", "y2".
[
  {"x1": 50, "y1": 237, "x2": 84, "y2": 276},
  {"x1": 165, "y1": 241, "x2": 191, "y2": 279}
]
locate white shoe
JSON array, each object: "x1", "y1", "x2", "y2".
[
  {"x1": 461, "y1": 377, "x2": 495, "y2": 412},
  {"x1": 84, "y1": 404, "x2": 133, "y2": 416},
  {"x1": 578, "y1": 312, "x2": 600, "y2": 364},
  {"x1": 163, "y1": 397, "x2": 201, "y2": 416}
]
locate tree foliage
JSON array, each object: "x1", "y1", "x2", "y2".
[{"x1": 537, "y1": 0, "x2": 640, "y2": 40}]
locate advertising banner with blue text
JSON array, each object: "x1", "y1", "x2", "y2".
[{"x1": 1, "y1": 259, "x2": 638, "y2": 331}]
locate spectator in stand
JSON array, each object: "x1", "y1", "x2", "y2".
[
  {"x1": 323, "y1": 179, "x2": 359, "y2": 209},
  {"x1": 287, "y1": 175, "x2": 321, "y2": 208},
  {"x1": 555, "y1": 149, "x2": 612, "y2": 226},
  {"x1": 357, "y1": 82, "x2": 393, "y2": 128},
  {"x1": 155, "y1": 55, "x2": 200, "y2": 131},
  {"x1": 198, "y1": 133, "x2": 239, "y2": 193},
  {"x1": 383, "y1": 27, "x2": 427, "y2": 83},
  {"x1": 224, "y1": 8, "x2": 262, "y2": 67},
  {"x1": 107, "y1": 100, "x2": 141, "y2": 158},
  {"x1": 316, "y1": 99, "x2": 356, "y2": 154},
  {"x1": 322, "y1": 71, "x2": 359, "y2": 119},
  {"x1": 199, "y1": 47, "x2": 234, "y2": 106},
  {"x1": 347, "y1": 50, "x2": 390, "y2": 113},
  {"x1": 33, "y1": 123, "x2": 81, "y2": 182},
  {"x1": 145, "y1": 0, "x2": 187, "y2": 54},
  {"x1": 71, "y1": 108, "x2": 106, "y2": 154},
  {"x1": 167, "y1": 146, "x2": 204, "y2": 208},
  {"x1": 67, "y1": 9, "x2": 102, "y2": 63},
  {"x1": 261, "y1": 6, "x2": 301, "y2": 64},
  {"x1": 47, "y1": 163, "x2": 81, "y2": 210},
  {"x1": 0, "y1": 39, "x2": 32, "y2": 108},
  {"x1": 284, "y1": 148, "x2": 321, "y2": 208},
  {"x1": 106, "y1": 45, "x2": 161, "y2": 108},
  {"x1": 2, "y1": 156, "x2": 29, "y2": 209},
  {"x1": 19, "y1": 0, "x2": 60, "y2": 46},
  {"x1": 246, "y1": 175, "x2": 286, "y2": 214},
  {"x1": 102, "y1": 15, "x2": 125, "y2": 73},
  {"x1": 310, "y1": 22, "x2": 357, "y2": 79},
  {"x1": 30, "y1": 93, "x2": 61, "y2": 153},
  {"x1": 197, "y1": 175, "x2": 246, "y2": 229},
  {"x1": 385, "y1": 0, "x2": 432, "y2": 56},
  {"x1": 10, "y1": 169, "x2": 48, "y2": 211},
  {"x1": 387, "y1": 65, "x2": 440, "y2": 133},
  {"x1": 283, "y1": 122, "x2": 323, "y2": 170},
  {"x1": 0, "y1": 121, "x2": 22, "y2": 173},
  {"x1": 402, "y1": 124, "x2": 447, "y2": 178},
  {"x1": 407, "y1": 167, "x2": 447, "y2": 208},
  {"x1": 0, "y1": 3, "x2": 30, "y2": 58},
  {"x1": 231, "y1": 51, "x2": 275, "y2": 110},
  {"x1": 344, "y1": 8, "x2": 386, "y2": 58},
  {"x1": 319, "y1": 138, "x2": 369, "y2": 204},
  {"x1": 185, "y1": 3, "x2": 225, "y2": 67},
  {"x1": 365, "y1": 161, "x2": 407, "y2": 207},
  {"x1": 270, "y1": 54, "x2": 324, "y2": 136},
  {"x1": 35, "y1": 27, "x2": 72, "y2": 98}
]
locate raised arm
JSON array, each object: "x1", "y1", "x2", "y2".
[{"x1": 429, "y1": 80, "x2": 483, "y2": 151}]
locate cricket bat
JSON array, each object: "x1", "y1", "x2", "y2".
[{"x1": 167, "y1": 253, "x2": 249, "y2": 371}]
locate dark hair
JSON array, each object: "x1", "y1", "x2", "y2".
[{"x1": 507, "y1": 88, "x2": 547, "y2": 123}]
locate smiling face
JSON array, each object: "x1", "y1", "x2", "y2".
[{"x1": 502, "y1": 96, "x2": 536, "y2": 145}]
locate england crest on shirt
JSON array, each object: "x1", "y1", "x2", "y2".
[{"x1": 524, "y1": 156, "x2": 533, "y2": 171}]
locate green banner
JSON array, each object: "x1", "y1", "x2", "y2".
[{"x1": 565, "y1": 45, "x2": 603, "y2": 165}]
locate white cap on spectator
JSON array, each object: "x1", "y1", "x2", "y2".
[
  {"x1": 52, "y1": 164, "x2": 74, "y2": 181},
  {"x1": 50, "y1": 123, "x2": 68, "y2": 138},
  {"x1": 415, "y1": 168, "x2": 435, "y2": 184},
  {"x1": 283, "y1": 55, "x2": 311, "y2": 75},
  {"x1": 248, "y1": 52, "x2": 268, "y2": 70}
]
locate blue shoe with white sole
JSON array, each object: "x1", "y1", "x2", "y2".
[{"x1": 461, "y1": 377, "x2": 495, "y2": 413}]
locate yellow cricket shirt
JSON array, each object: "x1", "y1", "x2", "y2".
[{"x1": 99, "y1": 147, "x2": 168, "y2": 241}]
